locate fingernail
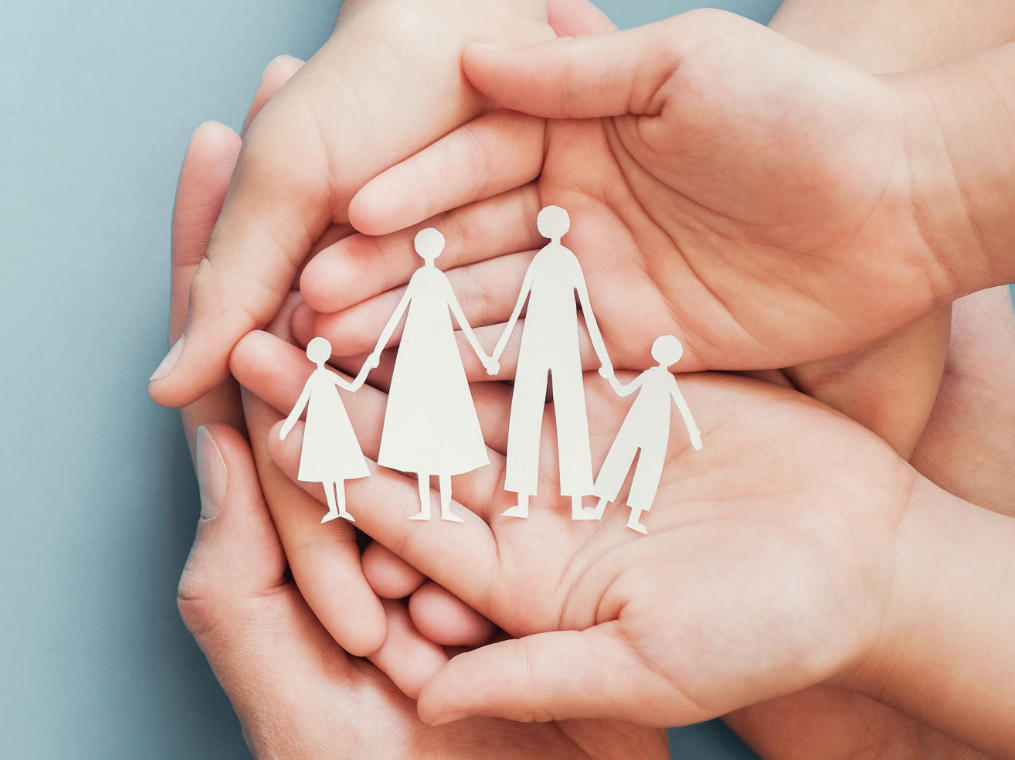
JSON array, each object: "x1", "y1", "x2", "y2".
[
  {"x1": 150, "y1": 335, "x2": 185, "y2": 382},
  {"x1": 196, "y1": 426, "x2": 228, "y2": 520}
]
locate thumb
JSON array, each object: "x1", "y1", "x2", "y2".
[
  {"x1": 177, "y1": 423, "x2": 290, "y2": 653},
  {"x1": 462, "y1": 10, "x2": 752, "y2": 119},
  {"x1": 417, "y1": 624, "x2": 691, "y2": 727}
]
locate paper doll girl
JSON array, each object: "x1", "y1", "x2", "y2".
[
  {"x1": 279, "y1": 337, "x2": 372, "y2": 524},
  {"x1": 487, "y1": 205, "x2": 614, "y2": 520},
  {"x1": 590, "y1": 335, "x2": 702, "y2": 534},
  {"x1": 363, "y1": 227, "x2": 496, "y2": 522}
]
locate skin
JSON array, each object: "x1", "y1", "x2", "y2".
[
  {"x1": 148, "y1": 0, "x2": 555, "y2": 409},
  {"x1": 169, "y1": 32, "x2": 667, "y2": 760},
  {"x1": 297, "y1": 11, "x2": 1015, "y2": 391},
  {"x1": 720, "y1": 2, "x2": 1015, "y2": 757},
  {"x1": 233, "y1": 324, "x2": 1015, "y2": 757},
  {"x1": 166, "y1": 2, "x2": 1015, "y2": 754}
]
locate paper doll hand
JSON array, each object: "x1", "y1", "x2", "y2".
[
  {"x1": 278, "y1": 419, "x2": 295, "y2": 441},
  {"x1": 598, "y1": 363, "x2": 614, "y2": 381},
  {"x1": 483, "y1": 357, "x2": 501, "y2": 376},
  {"x1": 689, "y1": 429, "x2": 703, "y2": 451}
]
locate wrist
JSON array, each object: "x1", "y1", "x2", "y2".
[
  {"x1": 891, "y1": 46, "x2": 1015, "y2": 296},
  {"x1": 846, "y1": 474, "x2": 1015, "y2": 755}
]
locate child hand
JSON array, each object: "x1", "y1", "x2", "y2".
[
  {"x1": 325, "y1": 10, "x2": 1014, "y2": 380},
  {"x1": 148, "y1": 0, "x2": 554, "y2": 409}
]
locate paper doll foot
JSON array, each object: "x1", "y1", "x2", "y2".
[
  {"x1": 572, "y1": 506, "x2": 602, "y2": 521},
  {"x1": 321, "y1": 511, "x2": 340, "y2": 524},
  {"x1": 626, "y1": 519, "x2": 648, "y2": 535},
  {"x1": 501, "y1": 505, "x2": 529, "y2": 519},
  {"x1": 339, "y1": 511, "x2": 356, "y2": 523},
  {"x1": 409, "y1": 511, "x2": 431, "y2": 521},
  {"x1": 441, "y1": 511, "x2": 465, "y2": 523}
]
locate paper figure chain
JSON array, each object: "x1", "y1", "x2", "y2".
[{"x1": 281, "y1": 207, "x2": 702, "y2": 534}]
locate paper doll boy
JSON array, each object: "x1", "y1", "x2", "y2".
[{"x1": 591, "y1": 335, "x2": 702, "y2": 534}]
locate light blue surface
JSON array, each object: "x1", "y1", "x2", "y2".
[{"x1": 0, "y1": 1, "x2": 781, "y2": 758}]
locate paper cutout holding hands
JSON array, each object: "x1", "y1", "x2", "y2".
[
  {"x1": 365, "y1": 228, "x2": 494, "y2": 522},
  {"x1": 280, "y1": 337, "x2": 371, "y2": 524},
  {"x1": 590, "y1": 336, "x2": 702, "y2": 534},
  {"x1": 489, "y1": 205, "x2": 614, "y2": 520}
]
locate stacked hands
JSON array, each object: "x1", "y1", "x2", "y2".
[{"x1": 156, "y1": 0, "x2": 1015, "y2": 758}]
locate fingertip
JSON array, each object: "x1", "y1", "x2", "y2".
[
  {"x1": 299, "y1": 245, "x2": 342, "y2": 312},
  {"x1": 409, "y1": 582, "x2": 495, "y2": 647},
  {"x1": 228, "y1": 329, "x2": 274, "y2": 381},
  {"x1": 338, "y1": 583, "x2": 389, "y2": 658},
  {"x1": 362, "y1": 542, "x2": 426, "y2": 599},
  {"x1": 347, "y1": 180, "x2": 395, "y2": 237},
  {"x1": 289, "y1": 302, "x2": 318, "y2": 347}
]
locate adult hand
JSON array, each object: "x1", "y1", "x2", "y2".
[
  {"x1": 236, "y1": 330, "x2": 1015, "y2": 756},
  {"x1": 180, "y1": 418, "x2": 666, "y2": 760},
  {"x1": 148, "y1": 0, "x2": 555, "y2": 408}
]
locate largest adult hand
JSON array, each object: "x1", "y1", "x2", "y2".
[
  {"x1": 309, "y1": 10, "x2": 1013, "y2": 375},
  {"x1": 148, "y1": 0, "x2": 554, "y2": 407}
]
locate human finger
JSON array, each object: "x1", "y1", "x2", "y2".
[
  {"x1": 348, "y1": 111, "x2": 544, "y2": 236},
  {"x1": 301, "y1": 185, "x2": 542, "y2": 314}
]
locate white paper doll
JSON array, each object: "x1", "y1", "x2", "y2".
[
  {"x1": 280, "y1": 337, "x2": 372, "y2": 524},
  {"x1": 364, "y1": 228, "x2": 496, "y2": 522},
  {"x1": 487, "y1": 205, "x2": 614, "y2": 520},
  {"x1": 590, "y1": 335, "x2": 702, "y2": 534}
]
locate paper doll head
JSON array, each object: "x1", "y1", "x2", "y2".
[
  {"x1": 537, "y1": 205, "x2": 570, "y2": 242},
  {"x1": 306, "y1": 336, "x2": 332, "y2": 367},
  {"x1": 651, "y1": 335, "x2": 684, "y2": 367},
  {"x1": 414, "y1": 227, "x2": 445, "y2": 264}
]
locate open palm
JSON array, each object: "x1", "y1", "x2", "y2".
[
  {"x1": 297, "y1": 10, "x2": 950, "y2": 375},
  {"x1": 232, "y1": 328, "x2": 912, "y2": 727}
]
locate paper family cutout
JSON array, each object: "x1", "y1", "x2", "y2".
[{"x1": 283, "y1": 207, "x2": 702, "y2": 534}]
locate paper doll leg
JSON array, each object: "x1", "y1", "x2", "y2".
[
  {"x1": 335, "y1": 480, "x2": 355, "y2": 523},
  {"x1": 625, "y1": 443, "x2": 665, "y2": 535},
  {"x1": 585, "y1": 435, "x2": 640, "y2": 521},
  {"x1": 628, "y1": 441, "x2": 665, "y2": 513},
  {"x1": 410, "y1": 474, "x2": 432, "y2": 521},
  {"x1": 439, "y1": 474, "x2": 464, "y2": 523},
  {"x1": 321, "y1": 481, "x2": 340, "y2": 524},
  {"x1": 503, "y1": 369, "x2": 548, "y2": 517},
  {"x1": 626, "y1": 508, "x2": 649, "y2": 535},
  {"x1": 549, "y1": 365, "x2": 594, "y2": 503}
]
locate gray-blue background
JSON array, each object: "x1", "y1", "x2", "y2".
[{"x1": 0, "y1": 2, "x2": 783, "y2": 758}]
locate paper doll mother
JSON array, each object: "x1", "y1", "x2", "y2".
[{"x1": 363, "y1": 227, "x2": 495, "y2": 522}]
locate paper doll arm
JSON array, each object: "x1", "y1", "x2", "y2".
[
  {"x1": 670, "y1": 382, "x2": 702, "y2": 451},
  {"x1": 327, "y1": 369, "x2": 362, "y2": 394},
  {"x1": 447, "y1": 287, "x2": 498, "y2": 373},
  {"x1": 574, "y1": 268, "x2": 613, "y2": 376},
  {"x1": 608, "y1": 373, "x2": 640, "y2": 398},
  {"x1": 368, "y1": 284, "x2": 414, "y2": 365},
  {"x1": 279, "y1": 382, "x2": 313, "y2": 440},
  {"x1": 491, "y1": 265, "x2": 534, "y2": 365}
]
